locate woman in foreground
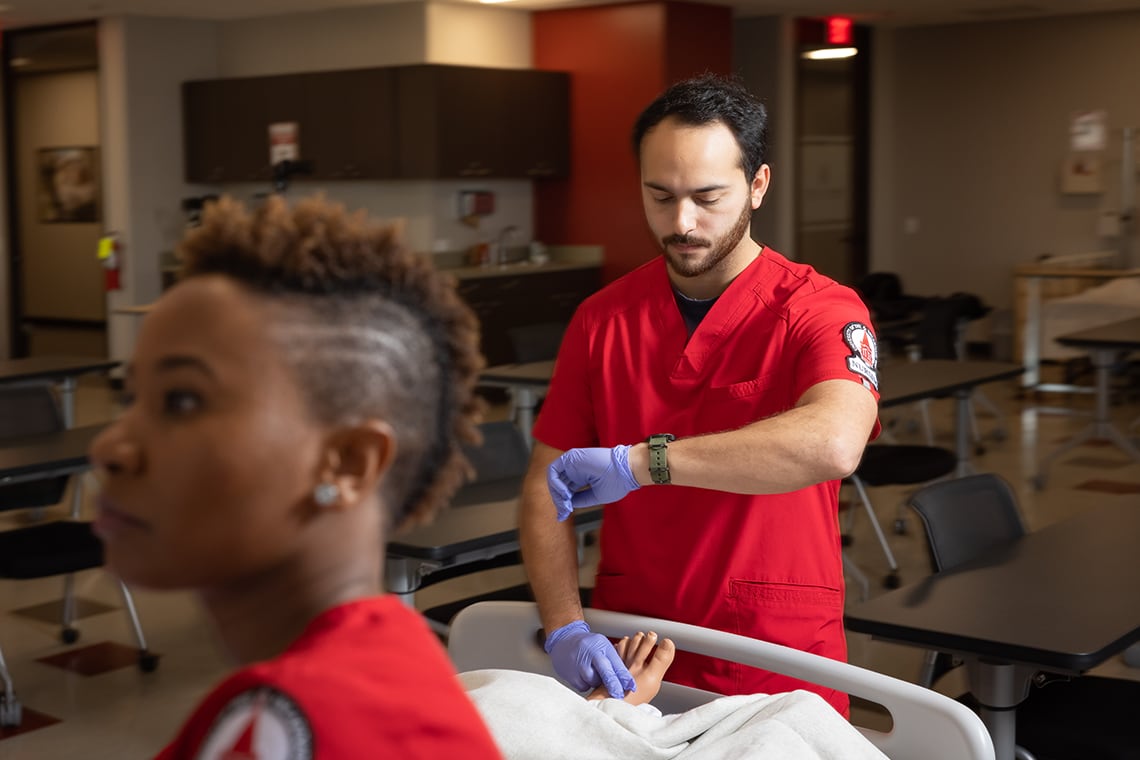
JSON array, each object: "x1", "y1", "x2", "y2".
[{"x1": 89, "y1": 195, "x2": 503, "y2": 759}]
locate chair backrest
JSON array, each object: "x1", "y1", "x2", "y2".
[
  {"x1": 452, "y1": 420, "x2": 530, "y2": 507},
  {"x1": 0, "y1": 383, "x2": 70, "y2": 512},
  {"x1": 913, "y1": 297, "x2": 962, "y2": 360},
  {"x1": 907, "y1": 473, "x2": 1026, "y2": 573}
]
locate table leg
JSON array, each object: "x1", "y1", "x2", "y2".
[
  {"x1": 385, "y1": 556, "x2": 422, "y2": 608},
  {"x1": 57, "y1": 376, "x2": 77, "y2": 429},
  {"x1": 1034, "y1": 347, "x2": 1140, "y2": 488},
  {"x1": 966, "y1": 660, "x2": 1036, "y2": 760},
  {"x1": 954, "y1": 389, "x2": 976, "y2": 477},
  {"x1": 1022, "y1": 276, "x2": 1041, "y2": 389},
  {"x1": 511, "y1": 387, "x2": 537, "y2": 450}
]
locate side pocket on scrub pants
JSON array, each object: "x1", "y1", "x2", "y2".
[{"x1": 727, "y1": 578, "x2": 845, "y2": 655}]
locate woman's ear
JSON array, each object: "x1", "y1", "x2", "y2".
[{"x1": 317, "y1": 421, "x2": 397, "y2": 511}]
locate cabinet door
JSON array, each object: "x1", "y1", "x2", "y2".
[
  {"x1": 397, "y1": 65, "x2": 513, "y2": 179},
  {"x1": 303, "y1": 68, "x2": 398, "y2": 180},
  {"x1": 501, "y1": 70, "x2": 570, "y2": 179},
  {"x1": 183, "y1": 76, "x2": 304, "y2": 183}
]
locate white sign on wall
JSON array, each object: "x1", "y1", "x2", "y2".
[
  {"x1": 268, "y1": 122, "x2": 300, "y2": 165},
  {"x1": 1070, "y1": 110, "x2": 1107, "y2": 152}
]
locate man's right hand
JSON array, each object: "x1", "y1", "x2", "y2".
[{"x1": 543, "y1": 620, "x2": 636, "y2": 698}]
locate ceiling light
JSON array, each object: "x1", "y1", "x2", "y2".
[
  {"x1": 9, "y1": 57, "x2": 31, "y2": 68},
  {"x1": 801, "y1": 47, "x2": 858, "y2": 60}
]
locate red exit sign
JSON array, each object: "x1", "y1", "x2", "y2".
[{"x1": 827, "y1": 16, "x2": 853, "y2": 45}]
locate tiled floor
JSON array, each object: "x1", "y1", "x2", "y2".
[{"x1": 2, "y1": 371, "x2": 1139, "y2": 758}]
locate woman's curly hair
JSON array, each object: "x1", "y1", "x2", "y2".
[{"x1": 176, "y1": 194, "x2": 484, "y2": 534}]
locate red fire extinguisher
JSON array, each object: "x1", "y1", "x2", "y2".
[{"x1": 97, "y1": 232, "x2": 122, "y2": 291}]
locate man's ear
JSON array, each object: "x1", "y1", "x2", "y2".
[
  {"x1": 750, "y1": 164, "x2": 771, "y2": 209},
  {"x1": 318, "y1": 421, "x2": 397, "y2": 511}
]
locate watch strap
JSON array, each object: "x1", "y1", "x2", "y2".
[{"x1": 646, "y1": 433, "x2": 675, "y2": 485}]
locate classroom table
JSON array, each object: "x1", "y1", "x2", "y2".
[
  {"x1": 0, "y1": 355, "x2": 120, "y2": 428},
  {"x1": 1032, "y1": 316, "x2": 1140, "y2": 488},
  {"x1": 479, "y1": 360, "x2": 555, "y2": 449},
  {"x1": 385, "y1": 498, "x2": 601, "y2": 606},
  {"x1": 845, "y1": 502, "x2": 1140, "y2": 760},
  {"x1": 0, "y1": 425, "x2": 106, "y2": 488},
  {"x1": 878, "y1": 359, "x2": 1023, "y2": 476}
]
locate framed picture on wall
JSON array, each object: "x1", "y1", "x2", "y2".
[{"x1": 37, "y1": 146, "x2": 99, "y2": 223}]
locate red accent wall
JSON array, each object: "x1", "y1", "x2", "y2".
[{"x1": 533, "y1": 2, "x2": 733, "y2": 283}]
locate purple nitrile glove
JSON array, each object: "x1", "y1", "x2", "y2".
[
  {"x1": 544, "y1": 620, "x2": 636, "y2": 698},
  {"x1": 547, "y1": 445, "x2": 641, "y2": 521}
]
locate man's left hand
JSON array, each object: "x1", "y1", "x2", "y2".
[{"x1": 547, "y1": 445, "x2": 641, "y2": 520}]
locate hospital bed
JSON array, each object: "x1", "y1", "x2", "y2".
[{"x1": 449, "y1": 601, "x2": 995, "y2": 760}]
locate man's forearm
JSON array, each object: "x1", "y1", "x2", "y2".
[
  {"x1": 627, "y1": 379, "x2": 878, "y2": 494},
  {"x1": 518, "y1": 442, "x2": 587, "y2": 635}
]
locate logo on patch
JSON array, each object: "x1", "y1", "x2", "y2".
[
  {"x1": 842, "y1": 322, "x2": 879, "y2": 390},
  {"x1": 196, "y1": 686, "x2": 313, "y2": 760}
]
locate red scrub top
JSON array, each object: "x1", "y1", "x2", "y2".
[
  {"x1": 154, "y1": 597, "x2": 502, "y2": 759},
  {"x1": 533, "y1": 249, "x2": 880, "y2": 717}
]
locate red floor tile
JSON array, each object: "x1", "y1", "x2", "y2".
[
  {"x1": 9, "y1": 597, "x2": 116, "y2": 624},
  {"x1": 0, "y1": 706, "x2": 62, "y2": 740},
  {"x1": 1073, "y1": 479, "x2": 1140, "y2": 495},
  {"x1": 35, "y1": 641, "x2": 156, "y2": 677}
]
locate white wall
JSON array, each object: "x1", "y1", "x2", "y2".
[
  {"x1": 216, "y1": 3, "x2": 427, "y2": 75},
  {"x1": 871, "y1": 10, "x2": 1140, "y2": 317},
  {"x1": 100, "y1": 15, "x2": 220, "y2": 367},
  {"x1": 733, "y1": 16, "x2": 796, "y2": 257},
  {"x1": 426, "y1": 4, "x2": 531, "y2": 69}
]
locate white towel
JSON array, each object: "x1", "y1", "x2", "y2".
[{"x1": 460, "y1": 669, "x2": 889, "y2": 760}]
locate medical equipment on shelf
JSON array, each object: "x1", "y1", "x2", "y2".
[{"x1": 448, "y1": 601, "x2": 995, "y2": 760}]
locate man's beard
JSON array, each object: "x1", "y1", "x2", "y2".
[{"x1": 661, "y1": 200, "x2": 753, "y2": 279}]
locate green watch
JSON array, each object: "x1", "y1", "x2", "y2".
[{"x1": 646, "y1": 433, "x2": 676, "y2": 485}]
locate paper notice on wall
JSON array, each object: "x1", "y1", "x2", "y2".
[
  {"x1": 268, "y1": 122, "x2": 300, "y2": 165},
  {"x1": 1070, "y1": 111, "x2": 1107, "y2": 152}
]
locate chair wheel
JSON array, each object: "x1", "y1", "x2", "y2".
[
  {"x1": 840, "y1": 534, "x2": 853, "y2": 547},
  {"x1": 0, "y1": 696, "x2": 22, "y2": 727},
  {"x1": 60, "y1": 627, "x2": 79, "y2": 645},
  {"x1": 974, "y1": 444, "x2": 986, "y2": 456},
  {"x1": 893, "y1": 518, "x2": 908, "y2": 535},
  {"x1": 884, "y1": 573, "x2": 901, "y2": 589},
  {"x1": 138, "y1": 652, "x2": 159, "y2": 673}
]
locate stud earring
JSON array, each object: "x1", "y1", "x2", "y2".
[{"x1": 313, "y1": 482, "x2": 339, "y2": 507}]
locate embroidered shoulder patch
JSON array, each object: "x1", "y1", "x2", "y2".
[
  {"x1": 842, "y1": 322, "x2": 879, "y2": 391},
  {"x1": 196, "y1": 686, "x2": 313, "y2": 760}
]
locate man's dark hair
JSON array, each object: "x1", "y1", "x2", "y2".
[{"x1": 631, "y1": 73, "x2": 769, "y2": 179}]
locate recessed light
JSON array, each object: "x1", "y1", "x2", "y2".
[
  {"x1": 801, "y1": 47, "x2": 858, "y2": 61},
  {"x1": 10, "y1": 57, "x2": 32, "y2": 68}
]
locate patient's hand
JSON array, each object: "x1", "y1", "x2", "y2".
[{"x1": 586, "y1": 631, "x2": 675, "y2": 706}]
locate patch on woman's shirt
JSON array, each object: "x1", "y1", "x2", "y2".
[
  {"x1": 842, "y1": 322, "x2": 879, "y2": 390},
  {"x1": 196, "y1": 686, "x2": 313, "y2": 760}
]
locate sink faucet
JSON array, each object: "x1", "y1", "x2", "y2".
[{"x1": 496, "y1": 225, "x2": 520, "y2": 265}]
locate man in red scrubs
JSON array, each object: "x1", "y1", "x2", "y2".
[{"x1": 519, "y1": 74, "x2": 880, "y2": 718}]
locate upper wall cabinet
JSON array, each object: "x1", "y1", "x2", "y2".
[
  {"x1": 396, "y1": 65, "x2": 570, "y2": 179},
  {"x1": 182, "y1": 65, "x2": 569, "y2": 183},
  {"x1": 183, "y1": 68, "x2": 398, "y2": 183}
]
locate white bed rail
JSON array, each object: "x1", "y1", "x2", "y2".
[{"x1": 448, "y1": 601, "x2": 994, "y2": 760}]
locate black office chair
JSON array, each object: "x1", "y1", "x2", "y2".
[
  {"x1": 0, "y1": 383, "x2": 156, "y2": 728},
  {"x1": 841, "y1": 443, "x2": 957, "y2": 590},
  {"x1": 908, "y1": 474, "x2": 1140, "y2": 760},
  {"x1": 907, "y1": 294, "x2": 1007, "y2": 452}
]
